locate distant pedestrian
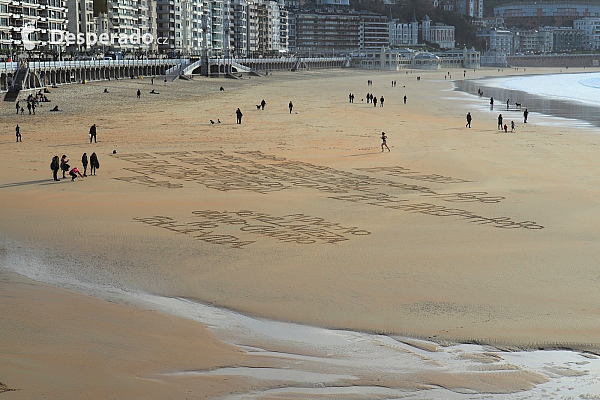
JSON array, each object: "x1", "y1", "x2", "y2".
[
  {"x1": 151, "y1": 77, "x2": 154, "y2": 85},
  {"x1": 51, "y1": 155, "x2": 60, "y2": 181},
  {"x1": 15, "y1": 101, "x2": 19, "y2": 114},
  {"x1": 403, "y1": 95, "x2": 407, "y2": 104},
  {"x1": 164, "y1": 78, "x2": 167, "y2": 86},
  {"x1": 349, "y1": 93, "x2": 352, "y2": 103},
  {"x1": 490, "y1": 97, "x2": 494, "y2": 110},
  {"x1": 381, "y1": 132, "x2": 390, "y2": 152},
  {"x1": 236, "y1": 108, "x2": 243, "y2": 124},
  {"x1": 82, "y1": 152, "x2": 88, "y2": 177},
  {"x1": 366, "y1": 93, "x2": 370, "y2": 103},
  {"x1": 497, "y1": 114, "x2": 503, "y2": 130},
  {"x1": 373, "y1": 97, "x2": 377, "y2": 107},
  {"x1": 20, "y1": 107, "x2": 24, "y2": 115},
  {"x1": 69, "y1": 167, "x2": 84, "y2": 181},
  {"x1": 31, "y1": 102, "x2": 35, "y2": 115},
  {"x1": 27, "y1": 102, "x2": 31, "y2": 114},
  {"x1": 289, "y1": 101, "x2": 293, "y2": 113},
  {"x1": 504, "y1": 123, "x2": 508, "y2": 133},
  {"x1": 89, "y1": 124, "x2": 97, "y2": 143},
  {"x1": 137, "y1": 89, "x2": 141, "y2": 98},
  {"x1": 60, "y1": 155, "x2": 70, "y2": 178},
  {"x1": 393, "y1": 80, "x2": 396, "y2": 87},
  {"x1": 506, "y1": 99, "x2": 510, "y2": 109},
  {"x1": 511, "y1": 121, "x2": 515, "y2": 132},
  {"x1": 524, "y1": 108, "x2": 529, "y2": 123},
  {"x1": 380, "y1": 96, "x2": 384, "y2": 107},
  {"x1": 351, "y1": 94, "x2": 354, "y2": 103},
  {"x1": 90, "y1": 152, "x2": 99, "y2": 175},
  {"x1": 260, "y1": 99, "x2": 266, "y2": 110},
  {"x1": 15, "y1": 125, "x2": 21, "y2": 142},
  {"x1": 466, "y1": 112, "x2": 472, "y2": 128}
]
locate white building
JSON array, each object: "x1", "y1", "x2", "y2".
[
  {"x1": 0, "y1": 0, "x2": 69, "y2": 55},
  {"x1": 389, "y1": 15, "x2": 418, "y2": 46},
  {"x1": 421, "y1": 15, "x2": 455, "y2": 49},
  {"x1": 476, "y1": 28, "x2": 513, "y2": 55},
  {"x1": 574, "y1": 18, "x2": 600, "y2": 50}
]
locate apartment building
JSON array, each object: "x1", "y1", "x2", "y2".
[
  {"x1": 0, "y1": 0, "x2": 69, "y2": 53},
  {"x1": 574, "y1": 17, "x2": 600, "y2": 49},
  {"x1": 294, "y1": 10, "x2": 360, "y2": 55},
  {"x1": 359, "y1": 11, "x2": 389, "y2": 51}
]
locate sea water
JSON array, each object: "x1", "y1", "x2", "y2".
[{"x1": 454, "y1": 72, "x2": 600, "y2": 129}]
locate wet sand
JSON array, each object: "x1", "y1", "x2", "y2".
[{"x1": 2, "y1": 66, "x2": 600, "y2": 397}]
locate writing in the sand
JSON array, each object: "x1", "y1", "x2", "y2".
[
  {"x1": 133, "y1": 210, "x2": 371, "y2": 248},
  {"x1": 115, "y1": 151, "x2": 543, "y2": 230}
]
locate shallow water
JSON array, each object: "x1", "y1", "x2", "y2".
[
  {"x1": 2, "y1": 238, "x2": 600, "y2": 399},
  {"x1": 454, "y1": 73, "x2": 600, "y2": 129}
]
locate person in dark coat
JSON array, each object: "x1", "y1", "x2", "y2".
[
  {"x1": 524, "y1": 108, "x2": 529, "y2": 123},
  {"x1": 51, "y1": 155, "x2": 60, "y2": 181},
  {"x1": 260, "y1": 99, "x2": 266, "y2": 110},
  {"x1": 289, "y1": 101, "x2": 293, "y2": 114},
  {"x1": 90, "y1": 152, "x2": 99, "y2": 175},
  {"x1": 236, "y1": 108, "x2": 243, "y2": 124},
  {"x1": 82, "y1": 152, "x2": 88, "y2": 177},
  {"x1": 89, "y1": 124, "x2": 97, "y2": 143},
  {"x1": 497, "y1": 114, "x2": 503, "y2": 130},
  {"x1": 466, "y1": 112, "x2": 472, "y2": 128}
]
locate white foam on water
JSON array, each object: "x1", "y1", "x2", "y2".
[{"x1": 478, "y1": 73, "x2": 600, "y2": 107}]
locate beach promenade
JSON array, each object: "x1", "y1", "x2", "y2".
[{"x1": 2, "y1": 67, "x2": 600, "y2": 398}]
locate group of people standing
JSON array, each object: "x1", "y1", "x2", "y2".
[
  {"x1": 366, "y1": 93, "x2": 384, "y2": 107},
  {"x1": 51, "y1": 152, "x2": 99, "y2": 182}
]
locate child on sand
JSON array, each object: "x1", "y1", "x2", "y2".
[
  {"x1": 69, "y1": 167, "x2": 84, "y2": 181},
  {"x1": 381, "y1": 132, "x2": 390, "y2": 152}
]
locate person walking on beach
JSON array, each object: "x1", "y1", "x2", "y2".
[
  {"x1": 490, "y1": 97, "x2": 494, "y2": 110},
  {"x1": 381, "y1": 132, "x2": 390, "y2": 152},
  {"x1": 403, "y1": 95, "x2": 407, "y2": 104},
  {"x1": 380, "y1": 96, "x2": 384, "y2": 107},
  {"x1": 89, "y1": 124, "x2": 97, "y2": 143},
  {"x1": 349, "y1": 93, "x2": 352, "y2": 103},
  {"x1": 524, "y1": 108, "x2": 529, "y2": 123},
  {"x1": 511, "y1": 121, "x2": 515, "y2": 132},
  {"x1": 137, "y1": 89, "x2": 141, "y2": 99},
  {"x1": 27, "y1": 101, "x2": 31, "y2": 114},
  {"x1": 151, "y1": 77, "x2": 154, "y2": 85},
  {"x1": 466, "y1": 112, "x2": 472, "y2": 128},
  {"x1": 503, "y1": 123, "x2": 508, "y2": 133},
  {"x1": 60, "y1": 155, "x2": 70, "y2": 178},
  {"x1": 373, "y1": 97, "x2": 377, "y2": 107},
  {"x1": 81, "y1": 152, "x2": 88, "y2": 177},
  {"x1": 366, "y1": 93, "x2": 370, "y2": 103},
  {"x1": 90, "y1": 152, "x2": 98, "y2": 176},
  {"x1": 289, "y1": 101, "x2": 293, "y2": 114},
  {"x1": 51, "y1": 155, "x2": 60, "y2": 181},
  {"x1": 260, "y1": 99, "x2": 266, "y2": 110},
  {"x1": 497, "y1": 114, "x2": 503, "y2": 130},
  {"x1": 15, "y1": 101, "x2": 19, "y2": 114},
  {"x1": 15, "y1": 125, "x2": 21, "y2": 142},
  {"x1": 236, "y1": 108, "x2": 243, "y2": 124},
  {"x1": 31, "y1": 102, "x2": 35, "y2": 115},
  {"x1": 506, "y1": 99, "x2": 510, "y2": 109}
]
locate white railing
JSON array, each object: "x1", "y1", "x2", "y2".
[{"x1": 24, "y1": 58, "x2": 187, "y2": 70}]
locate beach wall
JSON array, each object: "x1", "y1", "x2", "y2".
[{"x1": 507, "y1": 54, "x2": 600, "y2": 68}]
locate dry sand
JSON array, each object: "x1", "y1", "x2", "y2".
[{"x1": 2, "y1": 67, "x2": 600, "y2": 397}]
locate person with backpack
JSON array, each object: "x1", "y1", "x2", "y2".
[
  {"x1": 51, "y1": 156, "x2": 60, "y2": 181},
  {"x1": 90, "y1": 152, "x2": 99, "y2": 175}
]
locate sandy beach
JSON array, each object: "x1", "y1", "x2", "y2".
[{"x1": 2, "y1": 66, "x2": 600, "y2": 398}]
